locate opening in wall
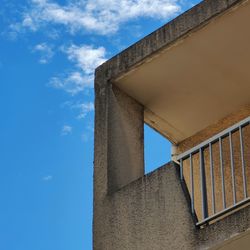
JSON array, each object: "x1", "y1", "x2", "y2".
[{"x1": 144, "y1": 124, "x2": 172, "y2": 174}]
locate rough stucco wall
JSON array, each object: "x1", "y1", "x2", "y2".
[
  {"x1": 94, "y1": 81, "x2": 250, "y2": 249},
  {"x1": 99, "y1": 163, "x2": 197, "y2": 250},
  {"x1": 94, "y1": 161, "x2": 250, "y2": 250},
  {"x1": 93, "y1": 73, "x2": 145, "y2": 249},
  {"x1": 108, "y1": 85, "x2": 144, "y2": 192},
  {"x1": 94, "y1": 1, "x2": 250, "y2": 249},
  {"x1": 197, "y1": 205, "x2": 250, "y2": 249},
  {"x1": 93, "y1": 73, "x2": 109, "y2": 249},
  {"x1": 94, "y1": 89, "x2": 250, "y2": 249},
  {"x1": 93, "y1": 67, "x2": 198, "y2": 248}
]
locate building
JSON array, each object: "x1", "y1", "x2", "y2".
[{"x1": 93, "y1": 0, "x2": 250, "y2": 249}]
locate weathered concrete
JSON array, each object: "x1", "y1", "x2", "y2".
[
  {"x1": 94, "y1": 161, "x2": 250, "y2": 249},
  {"x1": 108, "y1": 85, "x2": 144, "y2": 192},
  {"x1": 93, "y1": 77, "x2": 144, "y2": 248},
  {"x1": 94, "y1": 163, "x2": 198, "y2": 250},
  {"x1": 96, "y1": 0, "x2": 248, "y2": 82},
  {"x1": 94, "y1": 0, "x2": 250, "y2": 249},
  {"x1": 197, "y1": 204, "x2": 250, "y2": 249}
]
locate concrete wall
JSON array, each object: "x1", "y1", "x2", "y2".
[
  {"x1": 94, "y1": 160, "x2": 250, "y2": 250},
  {"x1": 94, "y1": 76, "x2": 250, "y2": 249},
  {"x1": 93, "y1": 67, "x2": 198, "y2": 249},
  {"x1": 94, "y1": 162, "x2": 198, "y2": 250},
  {"x1": 94, "y1": 77, "x2": 250, "y2": 249},
  {"x1": 93, "y1": 1, "x2": 250, "y2": 249}
]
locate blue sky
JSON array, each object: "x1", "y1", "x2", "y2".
[{"x1": 0, "y1": 0, "x2": 201, "y2": 249}]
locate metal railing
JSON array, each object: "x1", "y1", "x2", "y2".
[{"x1": 177, "y1": 117, "x2": 250, "y2": 227}]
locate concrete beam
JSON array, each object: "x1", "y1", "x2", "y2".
[{"x1": 96, "y1": 0, "x2": 247, "y2": 82}]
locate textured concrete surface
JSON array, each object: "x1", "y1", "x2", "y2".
[
  {"x1": 197, "y1": 204, "x2": 250, "y2": 249},
  {"x1": 94, "y1": 163, "x2": 198, "y2": 250},
  {"x1": 94, "y1": 161, "x2": 250, "y2": 249},
  {"x1": 93, "y1": 79, "x2": 144, "y2": 249},
  {"x1": 108, "y1": 85, "x2": 144, "y2": 192},
  {"x1": 94, "y1": 0, "x2": 250, "y2": 249}
]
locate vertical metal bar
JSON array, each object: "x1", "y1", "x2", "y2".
[
  {"x1": 209, "y1": 142, "x2": 216, "y2": 214},
  {"x1": 180, "y1": 158, "x2": 183, "y2": 181},
  {"x1": 229, "y1": 131, "x2": 236, "y2": 204},
  {"x1": 190, "y1": 154, "x2": 194, "y2": 214},
  {"x1": 239, "y1": 126, "x2": 248, "y2": 198},
  {"x1": 199, "y1": 148, "x2": 208, "y2": 219},
  {"x1": 219, "y1": 137, "x2": 226, "y2": 209}
]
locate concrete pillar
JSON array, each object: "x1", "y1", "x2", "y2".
[
  {"x1": 108, "y1": 85, "x2": 144, "y2": 192},
  {"x1": 94, "y1": 73, "x2": 144, "y2": 249}
]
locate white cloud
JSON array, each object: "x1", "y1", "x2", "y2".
[
  {"x1": 50, "y1": 45, "x2": 106, "y2": 95},
  {"x1": 33, "y1": 42, "x2": 54, "y2": 64},
  {"x1": 16, "y1": 0, "x2": 181, "y2": 35},
  {"x1": 11, "y1": 0, "x2": 181, "y2": 94},
  {"x1": 82, "y1": 122, "x2": 94, "y2": 142},
  {"x1": 22, "y1": 14, "x2": 37, "y2": 31},
  {"x1": 61, "y1": 125, "x2": 72, "y2": 135},
  {"x1": 42, "y1": 175, "x2": 53, "y2": 181},
  {"x1": 73, "y1": 102, "x2": 94, "y2": 119},
  {"x1": 50, "y1": 71, "x2": 93, "y2": 95},
  {"x1": 61, "y1": 101, "x2": 94, "y2": 120},
  {"x1": 64, "y1": 45, "x2": 106, "y2": 74}
]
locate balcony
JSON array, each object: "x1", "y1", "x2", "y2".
[
  {"x1": 177, "y1": 117, "x2": 250, "y2": 227},
  {"x1": 94, "y1": 0, "x2": 250, "y2": 249}
]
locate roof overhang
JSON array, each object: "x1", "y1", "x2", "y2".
[{"x1": 112, "y1": 0, "x2": 250, "y2": 144}]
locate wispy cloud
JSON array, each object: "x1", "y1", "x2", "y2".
[
  {"x1": 33, "y1": 42, "x2": 54, "y2": 64},
  {"x1": 64, "y1": 45, "x2": 106, "y2": 74},
  {"x1": 5, "y1": 0, "x2": 183, "y2": 141},
  {"x1": 15, "y1": 0, "x2": 181, "y2": 35},
  {"x1": 9, "y1": 0, "x2": 181, "y2": 95},
  {"x1": 42, "y1": 175, "x2": 53, "y2": 181},
  {"x1": 50, "y1": 45, "x2": 107, "y2": 95},
  {"x1": 61, "y1": 101, "x2": 94, "y2": 120},
  {"x1": 73, "y1": 102, "x2": 94, "y2": 119},
  {"x1": 50, "y1": 71, "x2": 93, "y2": 95},
  {"x1": 61, "y1": 125, "x2": 72, "y2": 136},
  {"x1": 82, "y1": 122, "x2": 94, "y2": 142}
]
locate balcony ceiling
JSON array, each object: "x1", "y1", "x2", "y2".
[{"x1": 113, "y1": 1, "x2": 250, "y2": 144}]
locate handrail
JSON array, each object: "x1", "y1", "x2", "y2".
[
  {"x1": 177, "y1": 116, "x2": 250, "y2": 226},
  {"x1": 177, "y1": 116, "x2": 250, "y2": 161}
]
